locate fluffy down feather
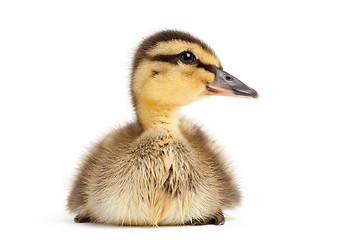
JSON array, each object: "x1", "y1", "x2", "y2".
[{"x1": 67, "y1": 119, "x2": 240, "y2": 226}]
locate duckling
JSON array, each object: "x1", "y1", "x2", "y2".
[{"x1": 67, "y1": 30, "x2": 258, "y2": 226}]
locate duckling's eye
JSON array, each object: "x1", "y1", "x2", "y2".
[{"x1": 179, "y1": 51, "x2": 197, "y2": 65}]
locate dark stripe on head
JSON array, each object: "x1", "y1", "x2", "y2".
[
  {"x1": 132, "y1": 30, "x2": 216, "y2": 77},
  {"x1": 148, "y1": 54, "x2": 179, "y2": 65},
  {"x1": 197, "y1": 61, "x2": 217, "y2": 73},
  {"x1": 148, "y1": 54, "x2": 217, "y2": 73}
]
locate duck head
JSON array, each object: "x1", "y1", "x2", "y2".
[{"x1": 131, "y1": 30, "x2": 258, "y2": 131}]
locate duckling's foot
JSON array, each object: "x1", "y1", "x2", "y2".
[
  {"x1": 186, "y1": 212, "x2": 225, "y2": 226},
  {"x1": 74, "y1": 215, "x2": 92, "y2": 223}
]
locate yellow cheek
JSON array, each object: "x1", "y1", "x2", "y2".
[
  {"x1": 133, "y1": 60, "x2": 216, "y2": 106},
  {"x1": 192, "y1": 68, "x2": 215, "y2": 83}
]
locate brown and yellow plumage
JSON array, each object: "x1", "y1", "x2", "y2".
[{"x1": 67, "y1": 30, "x2": 257, "y2": 226}]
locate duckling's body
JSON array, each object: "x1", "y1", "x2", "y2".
[
  {"x1": 68, "y1": 120, "x2": 238, "y2": 225},
  {"x1": 67, "y1": 30, "x2": 257, "y2": 226}
]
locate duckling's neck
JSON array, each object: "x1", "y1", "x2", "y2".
[{"x1": 136, "y1": 100, "x2": 180, "y2": 134}]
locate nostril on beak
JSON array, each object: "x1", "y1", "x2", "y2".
[{"x1": 225, "y1": 75, "x2": 232, "y2": 81}]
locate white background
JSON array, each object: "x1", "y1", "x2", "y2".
[{"x1": 1, "y1": 0, "x2": 359, "y2": 239}]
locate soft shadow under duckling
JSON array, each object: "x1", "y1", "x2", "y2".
[{"x1": 67, "y1": 30, "x2": 257, "y2": 226}]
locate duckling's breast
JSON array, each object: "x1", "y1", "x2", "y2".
[{"x1": 86, "y1": 127, "x2": 222, "y2": 226}]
